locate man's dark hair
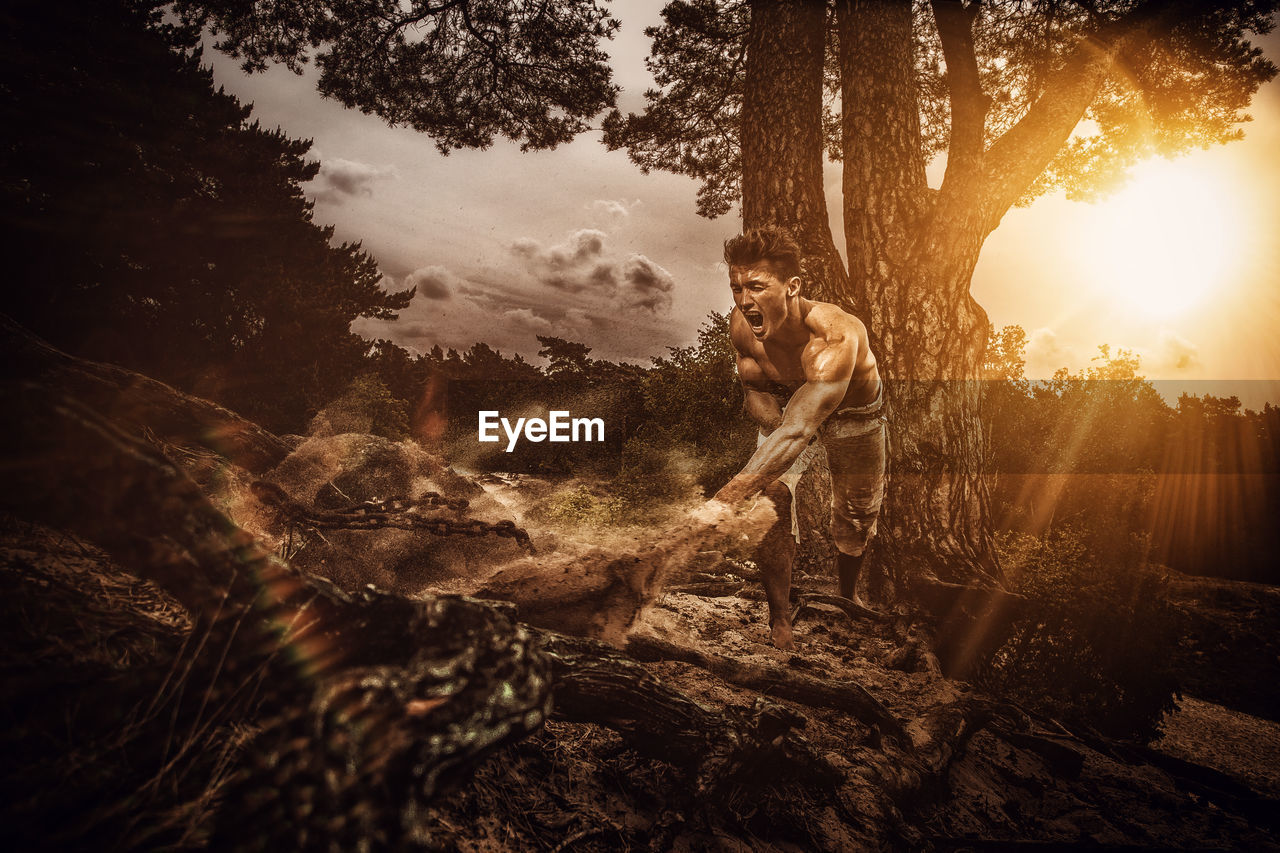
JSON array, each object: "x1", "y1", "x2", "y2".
[{"x1": 723, "y1": 226, "x2": 803, "y2": 280}]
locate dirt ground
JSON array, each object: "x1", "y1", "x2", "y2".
[
  {"x1": 6, "y1": 445, "x2": 1280, "y2": 850},
  {"x1": 1154, "y1": 695, "x2": 1280, "y2": 798}
]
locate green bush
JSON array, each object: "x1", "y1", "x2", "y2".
[
  {"x1": 977, "y1": 527, "x2": 1181, "y2": 742},
  {"x1": 310, "y1": 375, "x2": 410, "y2": 440}
]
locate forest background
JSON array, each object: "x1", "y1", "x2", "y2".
[{"x1": 4, "y1": 0, "x2": 1276, "y2": 585}]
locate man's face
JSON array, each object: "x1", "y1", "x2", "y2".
[{"x1": 729, "y1": 261, "x2": 798, "y2": 341}]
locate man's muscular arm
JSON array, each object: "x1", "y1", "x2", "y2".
[
  {"x1": 739, "y1": 356, "x2": 784, "y2": 435},
  {"x1": 715, "y1": 330, "x2": 855, "y2": 505}
]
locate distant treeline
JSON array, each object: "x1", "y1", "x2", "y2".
[{"x1": 984, "y1": 327, "x2": 1280, "y2": 583}]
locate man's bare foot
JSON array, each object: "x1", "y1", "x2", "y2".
[{"x1": 770, "y1": 619, "x2": 795, "y2": 651}]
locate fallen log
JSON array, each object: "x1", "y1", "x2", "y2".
[
  {"x1": 1, "y1": 314, "x2": 290, "y2": 472},
  {"x1": 539, "y1": 630, "x2": 841, "y2": 797},
  {"x1": 625, "y1": 633, "x2": 909, "y2": 743}
]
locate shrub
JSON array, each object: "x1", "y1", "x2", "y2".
[
  {"x1": 528, "y1": 485, "x2": 627, "y2": 528},
  {"x1": 977, "y1": 527, "x2": 1181, "y2": 742},
  {"x1": 310, "y1": 375, "x2": 410, "y2": 440}
]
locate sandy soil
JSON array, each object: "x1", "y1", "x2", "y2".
[{"x1": 1154, "y1": 694, "x2": 1280, "y2": 797}]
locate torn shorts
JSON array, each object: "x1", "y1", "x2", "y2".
[{"x1": 757, "y1": 382, "x2": 888, "y2": 556}]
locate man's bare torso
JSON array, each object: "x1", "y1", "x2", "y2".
[{"x1": 730, "y1": 298, "x2": 880, "y2": 412}]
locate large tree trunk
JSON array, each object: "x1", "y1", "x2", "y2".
[
  {"x1": 836, "y1": 0, "x2": 1002, "y2": 599},
  {"x1": 741, "y1": 0, "x2": 847, "y2": 301},
  {"x1": 729, "y1": 0, "x2": 1150, "y2": 673},
  {"x1": 834, "y1": 0, "x2": 1009, "y2": 674},
  {"x1": 834, "y1": 0, "x2": 1005, "y2": 603},
  {"x1": 737, "y1": 0, "x2": 1006, "y2": 674}
]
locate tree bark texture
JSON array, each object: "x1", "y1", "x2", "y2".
[
  {"x1": 741, "y1": 0, "x2": 848, "y2": 302},
  {"x1": 736, "y1": 1, "x2": 1151, "y2": 662},
  {"x1": 836, "y1": 0, "x2": 930, "y2": 338},
  {"x1": 834, "y1": 1, "x2": 1002, "y2": 599}
]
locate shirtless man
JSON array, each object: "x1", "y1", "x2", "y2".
[{"x1": 710, "y1": 227, "x2": 887, "y2": 650}]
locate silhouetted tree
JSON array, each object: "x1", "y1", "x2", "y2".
[
  {"x1": 0, "y1": 0, "x2": 413, "y2": 432},
  {"x1": 536, "y1": 336, "x2": 595, "y2": 381}
]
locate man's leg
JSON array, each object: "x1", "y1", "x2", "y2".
[
  {"x1": 825, "y1": 417, "x2": 887, "y2": 609},
  {"x1": 837, "y1": 550, "x2": 866, "y2": 603},
  {"x1": 759, "y1": 480, "x2": 796, "y2": 650}
]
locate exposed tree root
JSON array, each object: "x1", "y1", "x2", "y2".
[
  {"x1": 907, "y1": 573, "x2": 1027, "y2": 677},
  {"x1": 1, "y1": 314, "x2": 290, "y2": 473},
  {"x1": 791, "y1": 591, "x2": 890, "y2": 624},
  {"x1": 540, "y1": 631, "x2": 841, "y2": 797},
  {"x1": 625, "y1": 633, "x2": 909, "y2": 742}
]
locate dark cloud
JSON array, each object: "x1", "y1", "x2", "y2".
[
  {"x1": 308, "y1": 157, "x2": 397, "y2": 201},
  {"x1": 354, "y1": 230, "x2": 681, "y2": 363},
  {"x1": 512, "y1": 229, "x2": 613, "y2": 293},
  {"x1": 589, "y1": 263, "x2": 617, "y2": 287},
  {"x1": 404, "y1": 265, "x2": 455, "y2": 301},
  {"x1": 623, "y1": 254, "x2": 675, "y2": 311},
  {"x1": 510, "y1": 231, "x2": 673, "y2": 312},
  {"x1": 556, "y1": 229, "x2": 605, "y2": 263}
]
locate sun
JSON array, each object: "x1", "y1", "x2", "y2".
[{"x1": 1082, "y1": 159, "x2": 1240, "y2": 319}]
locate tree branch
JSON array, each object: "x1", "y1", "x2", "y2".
[
  {"x1": 931, "y1": 0, "x2": 989, "y2": 184},
  {"x1": 973, "y1": 1, "x2": 1173, "y2": 225}
]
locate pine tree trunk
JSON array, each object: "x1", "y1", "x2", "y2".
[
  {"x1": 837, "y1": 0, "x2": 929, "y2": 338},
  {"x1": 738, "y1": 2, "x2": 1006, "y2": 665},
  {"x1": 741, "y1": 0, "x2": 847, "y2": 300},
  {"x1": 836, "y1": 0, "x2": 1003, "y2": 597}
]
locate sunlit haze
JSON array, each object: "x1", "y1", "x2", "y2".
[{"x1": 1080, "y1": 160, "x2": 1241, "y2": 320}]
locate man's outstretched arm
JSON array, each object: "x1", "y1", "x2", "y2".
[{"x1": 714, "y1": 339, "x2": 854, "y2": 505}]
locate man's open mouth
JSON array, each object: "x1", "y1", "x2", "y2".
[{"x1": 744, "y1": 309, "x2": 764, "y2": 330}]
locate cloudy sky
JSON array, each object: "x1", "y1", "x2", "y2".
[{"x1": 202, "y1": 3, "x2": 1280, "y2": 408}]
